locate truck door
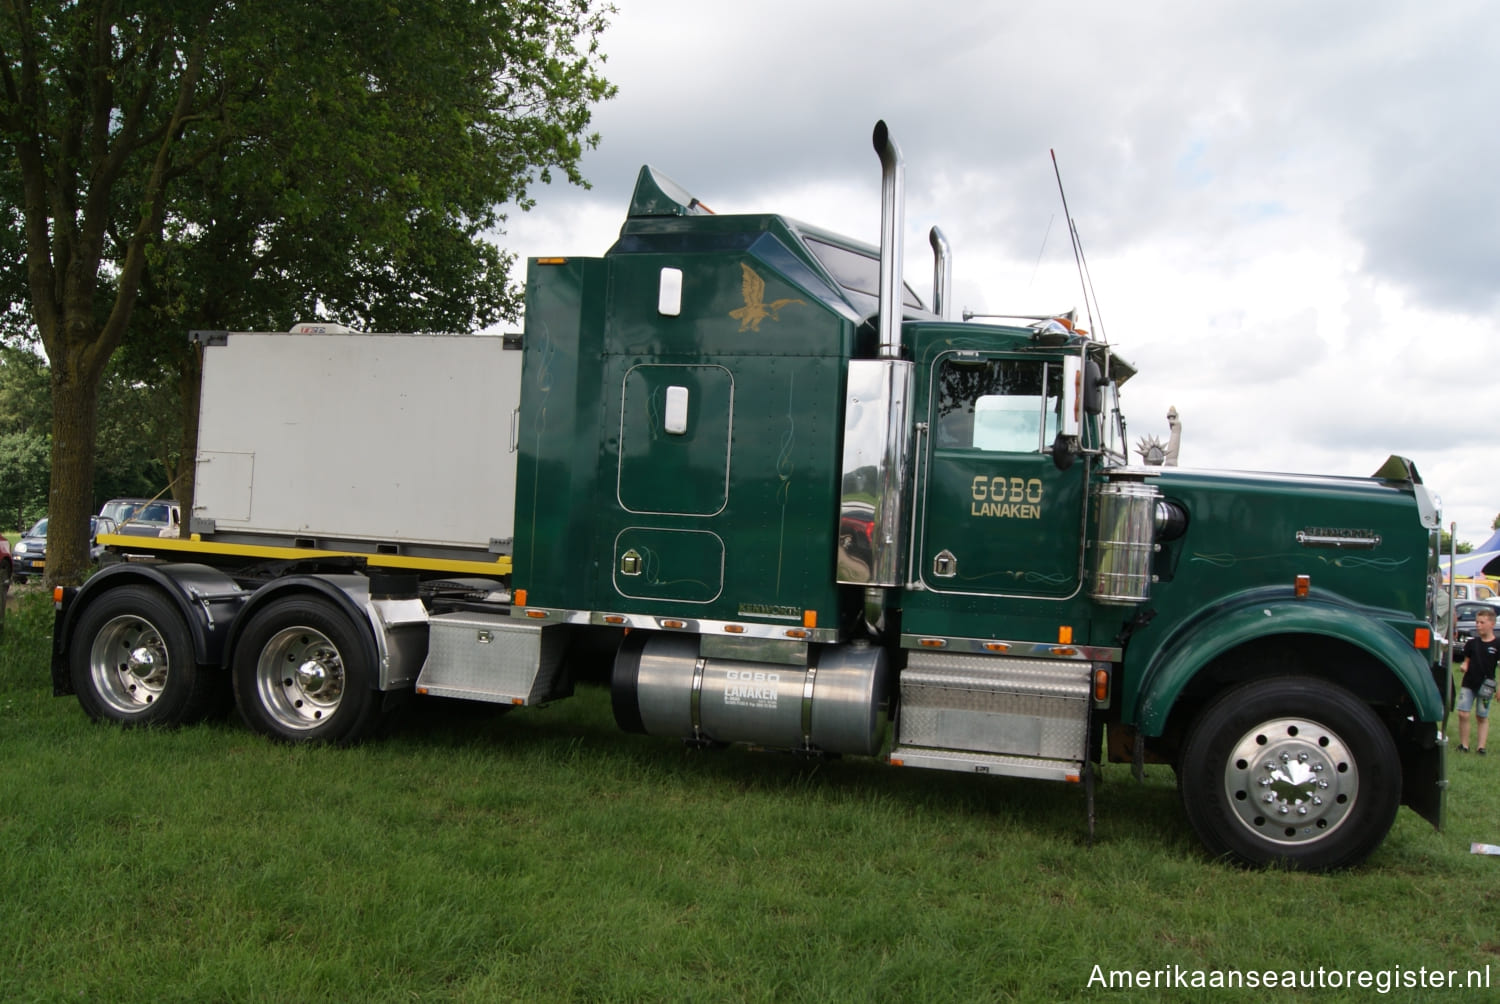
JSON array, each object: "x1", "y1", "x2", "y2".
[{"x1": 916, "y1": 351, "x2": 1086, "y2": 600}]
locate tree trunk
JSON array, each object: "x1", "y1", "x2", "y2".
[{"x1": 45, "y1": 368, "x2": 102, "y2": 588}]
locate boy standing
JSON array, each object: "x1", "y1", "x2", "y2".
[{"x1": 1457, "y1": 607, "x2": 1500, "y2": 753}]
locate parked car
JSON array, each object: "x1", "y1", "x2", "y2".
[
  {"x1": 1451, "y1": 578, "x2": 1497, "y2": 601},
  {"x1": 100, "y1": 497, "x2": 181, "y2": 537},
  {"x1": 1451, "y1": 599, "x2": 1500, "y2": 654},
  {"x1": 13, "y1": 516, "x2": 118, "y2": 583},
  {"x1": 98, "y1": 498, "x2": 148, "y2": 525}
]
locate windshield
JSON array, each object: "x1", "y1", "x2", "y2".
[{"x1": 27, "y1": 518, "x2": 47, "y2": 537}]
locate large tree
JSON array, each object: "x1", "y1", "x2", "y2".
[{"x1": 0, "y1": 0, "x2": 614, "y2": 584}]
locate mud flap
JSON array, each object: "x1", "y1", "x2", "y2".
[{"x1": 1401, "y1": 721, "x2": 1447, "y2": 830}]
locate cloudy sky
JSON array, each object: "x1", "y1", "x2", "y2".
[{"x1": 499, "y1": 0, "x2": 1500, "y2": 547}]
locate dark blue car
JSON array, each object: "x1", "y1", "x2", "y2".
[{"x1": 12, "y1": 516, "x2": 117, "y2": 583}]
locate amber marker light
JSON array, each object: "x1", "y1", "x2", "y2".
[
  {"x1": 1094, "y1": 668, "x2": 1110, "y2": 702},
  {"x1": 603, "y1": 615, "x2": 626, "y2": 625},
  {"x1": 662, "y1": 619, "x2": 686, "y2": 629},
  {"x1": 514, "y1": 589, "x2": 527, "y2": 606},
  {"x1": 983, "y1": 642, "x2": 1011, "y2": 653},
  {"x1": 536, "y1": 257, "x2": 567, "y2": 265},
  {"x1": 1414, "y1": 627, "x2": 1432, "y2": 650},
  {"x1": 1295, "y1": 574, "x2": 1311, "y2": 598},
  {"x1": 1058, "y1": 625, "x2": 1074, "y2": 644},
  {"x1": 53, "y1": 586, "x2": 65, "y2": 606},
  {"x1": 785, "y1": 628, "x2": 810, "y2": 639},
  {"x1": 724, "y1": 625, "x2": 745, "y2": 634},
  {"x1": 918, "y1": 638, "x2": 947, "y2": 648},
  {"x1": 525, "y1": 609, "x2": 548, "y2": 619},
  {"x1": 802, "y1": 610, "x2": 818, "y2": 629}
]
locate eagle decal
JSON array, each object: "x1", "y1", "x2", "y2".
[{"x1": 729, "y1": 263, "x2": 805, "y2": 332}]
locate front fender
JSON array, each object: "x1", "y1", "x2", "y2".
[{"x1": 1133, "y1": 594, "x2": 1442, "y2": 736}]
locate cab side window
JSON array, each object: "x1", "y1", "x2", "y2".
[{"x1": 934, "y1": 358, "x2": 1062, "y2": 452}]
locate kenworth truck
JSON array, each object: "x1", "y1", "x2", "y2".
[{"x1": 53, "y1": 122, "x2": 1448, "y2": 870}]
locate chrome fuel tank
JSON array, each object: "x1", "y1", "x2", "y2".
[{"x1": 612, "y1": 633, "x2": 889, "y2": 756}]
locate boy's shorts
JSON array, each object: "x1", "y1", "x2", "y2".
[{"x1": 1457, "y1": 687, "x2": 1492, "y2": 718}]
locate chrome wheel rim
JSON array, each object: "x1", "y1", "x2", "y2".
[
  {"x1": 1222, "y1": 716, "x2": 1358, "y2": 846},
  {"x1": 88, "y1": 614, "x2": 171, "y2": 714},
  {"x1": 254, "y1": 626, "x2": 345, "y2": 731}
]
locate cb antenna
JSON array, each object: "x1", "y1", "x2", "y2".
[{"x1": 1050, "y1": 149, "x2": 1108, "y2": 344}]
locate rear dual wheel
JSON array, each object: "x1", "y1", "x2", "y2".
[
  {"x1": 1178, "y1": 677, "x2": 1400, "y2": 871},
  {"x1": 70, "y1": 586, "x2": 225, "y2": 726},
  {"x1": 231, "y1": 595, "x2": 381, "y2": 745}
]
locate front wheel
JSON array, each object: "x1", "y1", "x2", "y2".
[
  {"x1": 1177, "y1": 677, "x2": 1400, "y2": 871},
  {"x1": 70, "y1": 585, "x2": 222, "y2": 726},
  {"x1": 232, "y1": 595, "x2": 382, "y2": 745}
]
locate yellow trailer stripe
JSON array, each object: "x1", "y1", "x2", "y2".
[{"x1": 97, "y1": 534, "x2": 512, "y2": 576}]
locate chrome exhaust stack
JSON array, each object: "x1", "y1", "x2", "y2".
[
  {"x1": 873, "y1": 120, "x2": 905, "y2": 358},
  {"x1": 837, "y1": 121, "x2": 916, "y2": 608},
  {"x1": 929, "y1": 226, "x2": 952, "y2": 320}
]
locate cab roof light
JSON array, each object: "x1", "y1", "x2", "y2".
[{"x1": 536, "y1": 257, "x2": 567, "y2": 265}]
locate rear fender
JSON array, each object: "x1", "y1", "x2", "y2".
[{"x1": 52, "y1": 563, "x2": 247, "y2": 695}]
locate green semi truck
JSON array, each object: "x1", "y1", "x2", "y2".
[{"x1": 53, "y1": 122, "x2": 1448, "y2": 869}]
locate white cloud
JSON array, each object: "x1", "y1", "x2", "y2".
[{"x1": 494, "y1": 0, "x2": 1500, "y2": 541}]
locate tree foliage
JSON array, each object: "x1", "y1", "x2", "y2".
[{"x1": 0, "y1": 0, "x2": 615, "y2": 584}]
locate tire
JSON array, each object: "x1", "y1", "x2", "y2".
[
  {"x1": 231, "y1": 595, "x2": 382, "y2": 745},
  {"x1": 1177, "y1": 676, "x2": 1401, "y2": 871},
  {"x1": 70, "y1": 585, "x2": 221, "y2": 726}
]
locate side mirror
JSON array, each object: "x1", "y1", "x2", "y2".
[
  {"x1": 1051, "y1": 432, "x2": 1078, "y2": 471},
  {"x1": 1083, "y1": 359, "x2": 1103, "y2": 416}
]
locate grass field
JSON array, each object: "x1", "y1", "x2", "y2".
[{"x1": 2, "y1": 588, "x2": 1497, "y2": 1002}]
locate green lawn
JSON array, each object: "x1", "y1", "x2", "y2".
[{"x1": 2, "y1": 590, "x2": 1495, "y2": 1002}]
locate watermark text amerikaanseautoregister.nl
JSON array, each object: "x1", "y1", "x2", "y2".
[{"x1": 1088, "y1": 963, "x2": 1491, "y2": 994}]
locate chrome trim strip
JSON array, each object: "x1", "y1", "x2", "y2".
[
  {"x1": 800, "y1": 662, "x2": 818, "y2": 747},
  {"x1": 899, "y1": 633, "x2": 1121, "y2": 662},
  {"x1": 1296, "y1": 530, "x2": 1382, "y2": 549},
  {"x1": 587, "y1": 610, "x2": 839, "y2": 645},
  {"x1": 690, "y1": 657, "x2": 707, "y2": 739}
]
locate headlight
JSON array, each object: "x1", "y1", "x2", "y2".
[{"x1": 15, "y1": 542, "x2": 28, "y2": 555}]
